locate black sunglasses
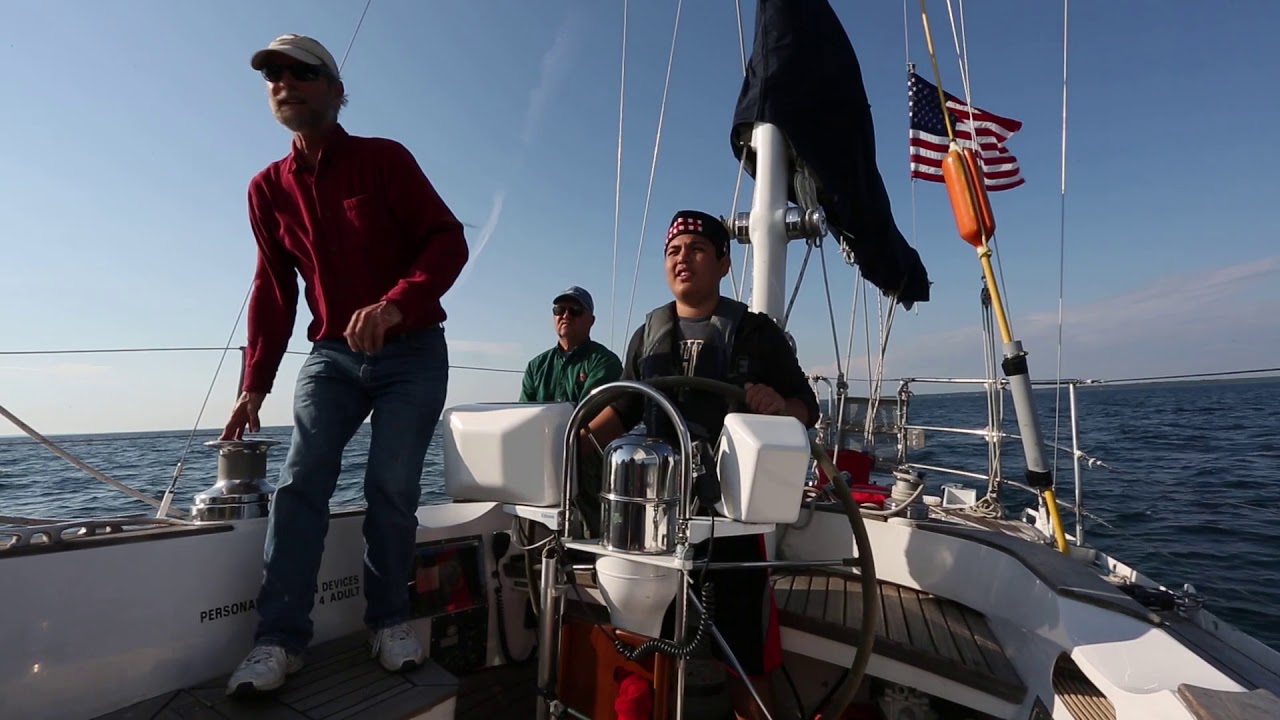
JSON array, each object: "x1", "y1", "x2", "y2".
[
  {"x1": 261, "y1": 63, "x2": 327, "y2": 83},
  {"x1": 552, "y1": 305, "x2": 584, "y2": 318}
]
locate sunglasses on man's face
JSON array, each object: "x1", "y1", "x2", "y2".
[
  {"x1": 261, "y1": 63, "x2": 327, "y2": 83},
  {"x1": 552, "y1": 305, "x2": 584, "y2": 318}
]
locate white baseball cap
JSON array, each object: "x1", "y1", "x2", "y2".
[{"x1": 250, "y1": 34, "x2": 340, "y2": 79}]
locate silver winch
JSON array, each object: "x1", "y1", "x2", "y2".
[
  {"x1": 885, "y1": 467, "x2": 929, "y2": 521},
  {"x1": 191, "y1": 438, "x2": 280, "y2": 521},
  {"x1": 598, "y1": 434, "x2": 681, "y2": 555}
]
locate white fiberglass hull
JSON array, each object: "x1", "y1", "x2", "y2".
[
  {"x1": 0, "y1": 501, "x2": 530, "y2": 720},
  {"x1": 778, "y1": 507, "x2": 1280, "y2": 719},
  {"x1": 0, "y1": 513, "x2": 368, "y2": 720}
]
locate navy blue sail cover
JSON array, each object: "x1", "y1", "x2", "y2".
[{"x1": 731, "y1": 0, "x2": 930, "y2": 308}]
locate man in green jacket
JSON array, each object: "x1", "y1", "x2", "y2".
[
  {"x1": 520, "y1": 286, "x2": 622, "y2": 405},
  {"x1": 520, "y1": 286, "x2": 621, "y2": 537}
]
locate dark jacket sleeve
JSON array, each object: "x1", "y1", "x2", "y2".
[
  {"x1": 609, "y1": 327, "x2": 646, "y2": 430},
  {"x1": 750, "y1": 314, "x2": 819, "y2": 428}
]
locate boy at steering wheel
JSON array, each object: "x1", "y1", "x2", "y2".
[{"x1": 585, "y1": 210, "x2": 819, "y2": 720}]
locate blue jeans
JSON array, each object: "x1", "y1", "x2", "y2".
[{"x1": 254, "y1": 326, "x2": 449, "y2": 654}]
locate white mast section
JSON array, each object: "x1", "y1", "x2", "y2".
[{"x1": 744, "y1": 123, "x2": 793, "y2": 321}]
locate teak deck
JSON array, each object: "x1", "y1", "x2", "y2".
[
  {"x1": 771, "y1": 570, "x2": 1027, "y2": 703},
  {"x1": 95, "y1": 570, "x2": 1024, "y2": 718},
  {"x1": 91, "y1": 632, "x2": 537, "y2": 720}
]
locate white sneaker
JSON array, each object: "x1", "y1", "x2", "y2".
[
  {"x1": 225, "y1": 645, "x2": 303, "y2": 695},
  {"x1": 372, "y1": 623, "x2": 425, "y2": 672}
]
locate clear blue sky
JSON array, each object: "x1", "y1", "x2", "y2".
[{"x1": 2, "y1": 0, "x2": 1277, "y2": 435}]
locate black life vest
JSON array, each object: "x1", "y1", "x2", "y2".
[{"x1": 636, "y1": 296, "x2": 754, "y2": 444}]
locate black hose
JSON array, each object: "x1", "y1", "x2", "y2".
[
  {"x1": 493, "y1": 583, "x2": 536, "y2": 664},
  {"x1": 612, "y1": 580, "x2": 715, "y2": 663},
  {"x1": 491, "y1": 530, "x2": 536, "y2": 665}
]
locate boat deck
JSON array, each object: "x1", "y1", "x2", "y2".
[
  {"x1": 94, "y1": 568, "x2": 1026, "y2": 718},
  {"x1": 772, "y1": 569, "x2": 1027, "y2": 704},
  {"x1": 91, "y1": 632, "x2": 536, "y2": 720},
  {"x1": 455, "y1": 662, "x2": 537, "y2": 720},
  {"x1": 1159, "y1": 611, "x2": 1280, "y2": 698}
]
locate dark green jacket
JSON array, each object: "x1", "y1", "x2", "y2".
[{"x1": 519, "y1": 339, "x2": 623, "y2": 405}]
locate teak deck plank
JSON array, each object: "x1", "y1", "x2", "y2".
[
  {"x1": 772, "y1": 570, "x2": 1026, "y2": 704},
  {"x1": 1177, "y1": 684, "x2": 1280, "y2": 720},
  {"x1": 92, "y1": 632, "x2": 459, "y2": 720},
  {"x1": 456, "y1": 661, "x2": 538, "y2": 720}
]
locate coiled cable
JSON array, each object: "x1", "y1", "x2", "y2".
[{"x1": 611, "y1": 580, "x2": 715, "y2": 662}]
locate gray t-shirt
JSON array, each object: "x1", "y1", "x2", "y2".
[{"x1": 678, "y1": 316, "x2": 711, "y2": 376}]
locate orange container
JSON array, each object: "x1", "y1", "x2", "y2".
[
  {"x1": 943, "y1": 149, "x2": 981, "y2": 247},
  {"x1": 962, "y1": 146, "x2": 996, "y2": 239}
]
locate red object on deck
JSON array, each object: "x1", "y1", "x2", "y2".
[
  {"x1": 849, "y1": 484, "x2": 889, "y2": 508},
  {"x1": 816, "y1": 448, "x2": 874, "y2": 486},
  {"x1": 614, "y1": 671, "x2": 654, "y2": 719},
  {"x1": 814, "y1": 448, "x2": 886, "y2": 507},
  {"x1": 815, "y1": 448, "x2": 874, "y2": 486}
]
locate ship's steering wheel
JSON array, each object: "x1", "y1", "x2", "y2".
[{"x1": 637, "y1": 375, "x2": 877, "y2": 720}]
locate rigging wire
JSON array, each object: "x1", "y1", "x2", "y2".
[
  {"x1": 1092, "y1": 367, "x2": 1280, "y2": 385},
  {"x1": 731, "y1": 0, "x2": 750, "y2": 302},
  {"x1": 782, "y1": 243, "x2": 815, "y2": 328},
  {"x1": 941, "y1": 0, "x2": 1012, "y2": 321},
  {"x1": 862, "y1": 282, "x2": 874, "y2": 401},
  {"x1": 729, "y1": 155, "x2": 748, "y2": 303},
  {"x1": 1, "y1": 347, "x2": 236, "y2": 356},
  {"x1": 337, "y1": 0, "x2": 375, "y2": 70},
  {"x1": 0, "y1": 346, "x2": 523, "y2": 374},
  {"x1": 621, "y1": 0, "x2": 684, "y2": 343},
  {"x1": 154, "y1": 287, "x2": 251, "y2": 518},
  {"x1": 817, "y1": 242, "x2": 845, "y2": 384},
  {"x1": 733, "y1": 0, "x2": 747, "y2": 73},
  {"x1": 863, "y1": 300, "x2": 898, "y2": 446},
  {"x1": 0, "y1": 404, "x2": 173, "y2": 514},
  {"x1": 903, "y1": 0, "x2": 911, "y2": 65},
  {"x1": 903, "y1": 0, "x2": 919, "y2": 250},
  {"x1": 1051, "y1": 0, "x2": 1071, "y2": 485},
  {"x1": 943, "y1": 0, "x2": 975, "y2": 127},
  {"x1": 608, "y1": 0, "x2": 629, "y2": 351},
  {"x1": 6, "y1": 347, "x2": 1273, "y2": 387},
  {"x1": 841, "y1": 275, "x2": 863, "y2": 385}
]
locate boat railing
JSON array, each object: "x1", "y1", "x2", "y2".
[{"x1": 892, "y1": 376, "x2": 1108, "y2": 545}]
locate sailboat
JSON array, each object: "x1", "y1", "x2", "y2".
[{"x1": 4, "y1": 1, "x2": 1280, "y2": 719}]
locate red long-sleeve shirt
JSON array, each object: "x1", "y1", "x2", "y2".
[{"x1": 242, "y1": 125, "x2": 468, "y2": 393}]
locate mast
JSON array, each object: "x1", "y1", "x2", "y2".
[{"x1": 743, "y1": 123, "x2": 793, "y2": 321}]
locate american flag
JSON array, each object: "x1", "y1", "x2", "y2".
[{"x1": 908, "y1": 71, "x2": 1024, "y2": 191}]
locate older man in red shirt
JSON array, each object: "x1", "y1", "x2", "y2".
[{"x1": 221, "y1": 33, "x2": 469, "y2": 695}]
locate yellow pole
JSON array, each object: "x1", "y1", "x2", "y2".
[
  {"x1": 977, "y1": 243, "x2": 1070, "y2": 553},
  {"x1": 919, "y1": 0, "x2": 1070, "y2": 554},
  {"x1": 919, "y1": 0, "x2": 956, "y2": 142},
  {"x1": 976, "y1": 244, "x2": 1013, "y2": 342}
]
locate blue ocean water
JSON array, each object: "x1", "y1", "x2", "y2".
[{"x1": 2, "y1": 379, "x2": 1278, "y2": 650}]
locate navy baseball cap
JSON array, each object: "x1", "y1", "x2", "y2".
[{"x1": 553, "y1": 286, "x2": 594, "y2": 314}]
